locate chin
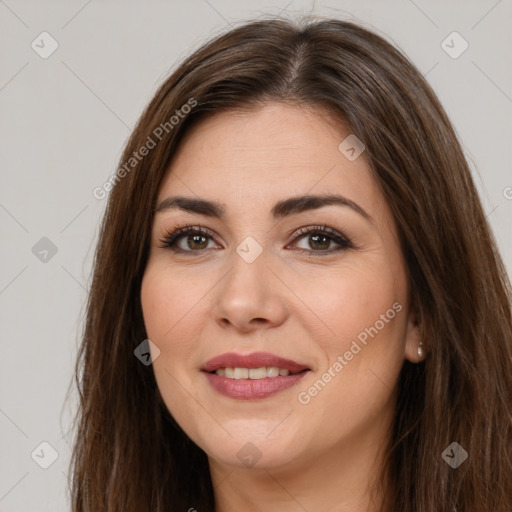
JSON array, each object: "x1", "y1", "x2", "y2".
[{"x1": 193, "y1": 423, "x2": 304, "y2": 470}]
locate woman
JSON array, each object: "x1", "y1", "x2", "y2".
[{"x1": 68, "y1": 16, "x2": 512, "y2": 512}]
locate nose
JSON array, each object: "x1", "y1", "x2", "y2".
[{"x1": 211, "y1": 246, "x2": 289, "y2": 333}]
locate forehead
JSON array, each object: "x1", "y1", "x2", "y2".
[{"x1": 157, "y1": 103, "x2": 387, "y2": 225}]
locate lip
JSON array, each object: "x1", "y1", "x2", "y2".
[
  {"x1": 201, "y1": 351, "x2": 310, "y2": 374},
  {"x1": 204, "y1": 371, "x2": 308, "y2": 400},
  {"x1": 201, "y1": 351, "x2": 310, "y2": 400}
]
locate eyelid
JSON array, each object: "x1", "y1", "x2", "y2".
[
  {"x1": 287, "y1": 224, "x2": 349, "y2": 243},
  {"x1": 286, "y1": 225, "x2": 353, "y2": 254},
  {"x1": 157, "y1": 223, "x2": 219, "y2": 249}
]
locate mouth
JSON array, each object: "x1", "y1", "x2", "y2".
[
  {"x1": 201, "y1": 351, "x2": 310, "y2": 375},
  {"x1": 201, "y1": 352, "x2": 311, "y2": 399},
  {"x1": 209, "y1": 366, "x2": 307, "y2": 379}
]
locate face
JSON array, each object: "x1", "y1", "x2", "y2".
[{"x1": 140, "y1": 102, "x2": 421, "y2": 475}]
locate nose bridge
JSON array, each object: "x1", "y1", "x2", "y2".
[
  {"x1": 212, "y1": 236, "x2": 288, "y2": 330},
  {"x1": 224, "y1": 236, "x2": 271, "y2": 301}
]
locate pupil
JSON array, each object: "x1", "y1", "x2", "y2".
[
  {"x1": 310, "y1": 234, "x2": 329, "y2": 250},
  {"x1": 188, "y1": 234, "x2": 207, "y2": 250}
]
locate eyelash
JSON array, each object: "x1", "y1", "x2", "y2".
[{"x1": 158, "y1": 223, "x2": 354, "y2": 257}]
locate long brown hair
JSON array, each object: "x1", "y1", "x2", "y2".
[{"x1": 66, "y1": 16, "x2": 512, "y2": 511}]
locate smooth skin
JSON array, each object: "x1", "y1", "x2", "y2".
[{"x1": 140, "y1": 102, "x2": 423, "y2": 512}]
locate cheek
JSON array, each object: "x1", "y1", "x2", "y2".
[
  {"x1": 292, "y1": 262, "x2": 406, "y2": 411},
  {"x1": 301, "y1": 264, "x2": 406, "y2": 404},
  {"x1": 294, "y1": 260, "x2": 402, "y2": 349},
  {"x1": 140, "y1": 265, "x2": 203, "y2": 392},
  {"x1": 140, "y1": 265, "x2": 205, "y2": 423},
  {"x1": 141, "y1": 263, "x2": 207, "y2": 339}
]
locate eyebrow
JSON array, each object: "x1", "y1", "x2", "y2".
[{"x1": 154, "y1": 194, "x2": 373, "y2": 224}]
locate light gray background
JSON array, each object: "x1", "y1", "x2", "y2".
[{"x1": 1, "y1": 1, "x2": 511, "y2": 510}]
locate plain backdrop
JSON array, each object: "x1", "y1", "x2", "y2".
[{"x1": 1, "y1": 1, "x2": 511, "y2": 510}]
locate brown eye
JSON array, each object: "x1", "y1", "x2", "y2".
[
  {"x1": 159, "y1": 226, "x2": 219, "y2": 254},
  {"x1": 290, "y1": 225, "x2": 353, "y2": 256}
]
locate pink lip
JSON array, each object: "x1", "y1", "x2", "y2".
[
  {"x1": 201, "y1": 351, "x2": 309, "y2": 373},
  {"x1": 201, "y1": 352, "x2": 310, "y2": 400},
  {"x1": 204, "y1": 372, "x2": 308, "y2": 400}
]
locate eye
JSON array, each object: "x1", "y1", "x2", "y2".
[
  {"x1": 288, "y1": 225, "x2": 353, "y2": 256},
  {"x1": 158, "y1": 224, "x2": 353, "y2": 256},
  {"x1": 158, "y1": 224, "x2": 220, "y2": 254}
]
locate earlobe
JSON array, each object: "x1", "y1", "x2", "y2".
[{"x1": 404, "y1": 314, "x2": 426, "y2": 363}]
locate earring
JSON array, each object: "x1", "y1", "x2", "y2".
[{"x1": 418, "y1": 340, "x2": 424, "y2": 359}]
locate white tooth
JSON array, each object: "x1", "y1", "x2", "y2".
[
  {"x1": 267, "y1": 367, "x2": 280, "y2": 377},
  {"x1": 233, "y1": 367, "x2": 249, "y2": 379},
  {"x1": 249, "y1": 367, "x2": 267, "y2": 379},
  {"x1": 218, "y1": 367, "x2": 291, "y2": 379}
]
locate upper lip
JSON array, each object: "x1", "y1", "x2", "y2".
[{"x1": 202, "y1": 352, "x2": 310, "y2": 374}]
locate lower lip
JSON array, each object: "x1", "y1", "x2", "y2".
[{"x1": 203, "y1": 371, "x2": 309, "y2": 399}]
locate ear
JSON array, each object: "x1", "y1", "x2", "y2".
[{"x1": 403, "y1": 311, "x2": 425, "y2": 363}]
